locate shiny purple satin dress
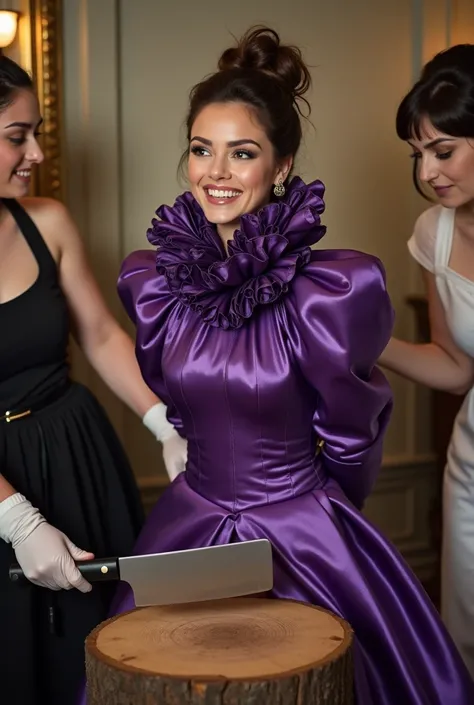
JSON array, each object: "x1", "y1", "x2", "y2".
[{"x1": 80, "y1": 178, "x2": 474, "y2": 704}]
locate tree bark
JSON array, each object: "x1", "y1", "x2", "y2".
[{"x1": 85, "y1": 597, "x2": 354, "y2": 705}]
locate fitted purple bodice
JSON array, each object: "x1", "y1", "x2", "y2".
[
  {"x1": 119, "y1": 178, "x2": 394, "y2": 511},
  {"x1": 162, "y1": 301, "x2": 324, "y2": 510}
]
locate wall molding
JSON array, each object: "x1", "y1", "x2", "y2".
[
  {"x1": 364, "y1": 454, "x2": 439, "y2": 582},
  {"x1": 381, "y1": 452, "x2": 436, "y2": 468}
]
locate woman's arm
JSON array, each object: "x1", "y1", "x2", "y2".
[
  {"x1": 379, "y1": 268, "x2": 474, "y2": 395},
  {"x1": 0, "y1": 475, "x2": 16, "y2": 502},
  {"x1": 287, "y1": 254, "x2": 394, "y2": 509},
  {"x1": 25, "y1": 197, "x2": 160, "y2": 416},
  {"x1": 49, "y1": 201, "x2": 159, "y2": 416},
  {"x1": 27, "y1": 197, "x2": 187, "y2": 481}
]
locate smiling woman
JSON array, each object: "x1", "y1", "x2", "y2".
[
  {"x1": 188, "y1": 102, "x2": 292, "y2": 244},
  {"x1": 0, "y1": 88, "x2": 43, "y2": 196},
  {"x1": 0, "y1": 53, "x2": 188, "y2": 705},
  {"x1": 79, "y1": 25, "x2": 474, "y2": 705},
  {"x1": 179, "y1": 26, "x2": 310, "y2": 245}
]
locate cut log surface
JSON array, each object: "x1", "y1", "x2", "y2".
[{"x1": 85, "y1": 597, "x2": 354, "y2": 705}]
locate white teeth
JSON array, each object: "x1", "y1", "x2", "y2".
[
  {"x1": 15, "y1": 170, "x2": 31, "y2": 177},
  {"x1": 207, "y1": 189, "x2": 240, "y2": 198}
]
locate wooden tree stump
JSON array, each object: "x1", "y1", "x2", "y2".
[{"x1": 85, "y1": 597, "x2": 354, "y2": 705}]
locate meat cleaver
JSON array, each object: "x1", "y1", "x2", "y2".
[{"x1": 9, "y1": 539, "x2": 274, "y2": 607}]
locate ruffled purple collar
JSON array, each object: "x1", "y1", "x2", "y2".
[{"x1": 147, "y1": 176, "x2": 326, "y2": 330}]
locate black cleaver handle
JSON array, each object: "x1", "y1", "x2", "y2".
[{"x1": 9, "y1": 557, "x2": 120, "y2": 587}]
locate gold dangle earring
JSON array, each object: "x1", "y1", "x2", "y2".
[{"x1": 273, "y1": 180, "x2": 286, "y2": 197}]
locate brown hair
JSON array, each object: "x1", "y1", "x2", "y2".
[
  {"x1": 396, "y1": 44, "x2": 474, "y2": 200},
  {"x1": 0, "y1": 55, "x2": 33, "y2": 113},
  {"x1": 179, "y1": 26, "x2": 312, "y2": 178}
]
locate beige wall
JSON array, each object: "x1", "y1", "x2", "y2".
[{"x1": 59, "y1": 0, "x2": 472, "y2": 578}]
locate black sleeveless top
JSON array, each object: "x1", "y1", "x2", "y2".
[{"x1": 0, "y1": 199, "x2": 70, "y2": 410}]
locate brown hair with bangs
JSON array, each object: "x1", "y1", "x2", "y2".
[{"x1": 396, "y1": 44, "x2": 474, "y2": 199}]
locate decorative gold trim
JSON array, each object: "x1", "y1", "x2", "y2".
[{"x1": 28, "y1": 0, "x2": 63, "y2": 201}]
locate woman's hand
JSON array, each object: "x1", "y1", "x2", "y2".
[
  {"x1": 143, "y1": 403, "x2": 188, "y2": 482},
  {"x1": 0, "y1": 493, "x2": 93, "y2": 592},
  {"x1": 379, "y1": 269, "x2": 474, "y2": 394}
]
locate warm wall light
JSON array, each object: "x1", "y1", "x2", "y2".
[{"x1": 0, "y1": 10, "x2": 19, "y2": 50}]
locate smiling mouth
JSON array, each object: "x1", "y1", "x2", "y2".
[
  {"x1": 204, "y1": 187, "x2": 242, "y2": 204},
  {"x1": 13, "y1": 168, "x2": 32, "y2": 180}
]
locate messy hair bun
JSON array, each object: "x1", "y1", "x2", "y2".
[
  {"x1": 181, "y1": 26, "x2": 313, "y2": 170},
  {"x1": 217, "y1": 26, "x2": 311, "y2": 115}
]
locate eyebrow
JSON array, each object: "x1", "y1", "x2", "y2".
[
  {"x1": 190, "y1": 136, "x2": 262, "y2": 149},
  {"x1": 4, "y1": 118, "x2": 44, "y2": 130},
  {"x1": 415, "y1": 137, "x2": 456, "y2": 149}
]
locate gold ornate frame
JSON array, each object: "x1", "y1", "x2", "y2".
[{"x1": 28, "y1": 0, "x2": 63, "y2": 201}]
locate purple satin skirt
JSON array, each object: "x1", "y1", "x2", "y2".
[{"x1": 77, "y1": 473, "x2": 474, "y2": 704}]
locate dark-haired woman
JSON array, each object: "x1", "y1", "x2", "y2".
[
  {"x1": 380, "y1": 43, "x2": 474, "y2": 677},
  {"x1": 0, "y1": 56, "x2": 188, "y2": 705},
  {"x1": 81, "y1": 29, "x2": 474, "y2": 705}
]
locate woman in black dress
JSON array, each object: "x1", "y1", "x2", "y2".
[{"x1": 0, "y1": 58, "x2": 187, "y2": 704}]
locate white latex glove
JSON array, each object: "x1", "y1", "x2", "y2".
[
  {"x1": 143, "y1": 403, "x2": 188, "y2": 482},
  {"x1": 0, "y1": 493, "x2": 93, "y2": 592}
]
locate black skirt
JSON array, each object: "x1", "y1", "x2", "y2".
[{"x1": 0, "y1": 381, "x2": 145, "y2": 705}]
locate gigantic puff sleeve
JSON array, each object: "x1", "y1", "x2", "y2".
[
  {"x1": 286, "y1": 250, "x2": 394, "y2": 509},
  {"x1": 117, "y1": 250, "x2": 185, "y2": 435}
]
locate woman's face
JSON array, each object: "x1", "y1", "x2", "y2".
[
  {"x1": 0, "y1": 88, "x2": 43, "y2": 199},
  {"x1": 408, "y1": 117, "x2": 474, "y2": 209},
  {"x1": 187, "y1": 101, "x2": 292, "y2": 243}
]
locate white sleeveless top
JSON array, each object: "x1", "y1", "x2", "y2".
[{"x1": 408, "y1": 205, "x2": 474, "y2": 491}]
